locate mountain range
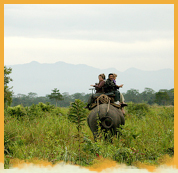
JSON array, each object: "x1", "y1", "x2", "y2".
[{"x1": 7, "y1": 61, "x2": 174, "y2": 96}]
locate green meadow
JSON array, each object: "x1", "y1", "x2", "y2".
[{"x1": 4, "y1": 102, "x2": 174, "y2": 169}]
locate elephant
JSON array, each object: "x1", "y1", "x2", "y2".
[{"x1": 87, "y1": 103, "x2": 125, "y2": 141}]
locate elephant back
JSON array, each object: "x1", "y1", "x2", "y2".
[{"x1": 87, "y1": 104, "x2": 125, "y2": 131}]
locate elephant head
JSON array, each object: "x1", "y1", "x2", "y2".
[{"x1": 87, "y1": 103, "x2": 125, "y2": 141}]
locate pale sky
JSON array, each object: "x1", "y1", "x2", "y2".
[{"x1": 4, "y1": 4, "x2": 174, "y2": 72}]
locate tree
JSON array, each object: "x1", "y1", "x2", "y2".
[
  {"x1": 59, "y1": 92, "x2": 73, "y2": 107},
  {"x1": 28, "y1": 92, "x2": 38, "y2": 98},
  {"x1": 72, "y1": 93, "x2": 85, "y2": 101},
  {"x1": 4, "y1": 66, "x2": 13, "y2": 108},
  {"x1": 155, "y1": 90, "x2": 170, "y2": 105},
  {"x1": 67, "y1": 99, "x2": 88, "y2": 163},
  {"x1": 140, "y1": 88, "x2": 155, "y2": 104},
  {"x1": 47, "y1": 88, "x2": 63, "y2": 107},
  {"x1": 168, "y1": 88, "x2": 174, "y2": 105},
  {"x1": 123, "y1": 89, "x2": 141, "y2": 103}
]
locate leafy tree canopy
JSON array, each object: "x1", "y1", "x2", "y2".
[
  {"x1": 4, "y1": 66, "x2": 13, "y2": 108},
  {"x1": 47, "y1": 88, "x2": 63, "y2": 107},
  {"x1": 155, "y1": 90, "x2": 170, "y2": 105}
]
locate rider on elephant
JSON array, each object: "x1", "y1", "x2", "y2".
[
  {"x1": 113, "y1": 73, "x2": 125, "y2": 103},
  {"x1": 104, "y1": 73, "x2": 121, "y2": 103},
  {"x1": 113, "y1": 73, "x2": 127, "y2": 114},
  {"x1": 85, "y1": 73, "x2": 106, "y2": 109},
  {"x1": 91, "y1": 73, "x2": 106, "y2": 93}
]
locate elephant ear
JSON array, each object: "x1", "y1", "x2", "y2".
[{"x1": 100, "y1": 117, "x2": 113, "y2": 129}]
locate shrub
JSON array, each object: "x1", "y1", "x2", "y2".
[
  {"x1": 7, "y1": 105, "x2": 27, "y2": 117},
  {"x1": 126, "y1": 102, "x2": 150, "y2": 117},
  {"x1": 68, "y1": 99, "x2": 88, "y2": 164},
  {"x1": 28, "y1": 102, "x2": 57, "y2": 118},
  {"x1": 38, "y1": 102, "x2": 55, "y2": 112}
]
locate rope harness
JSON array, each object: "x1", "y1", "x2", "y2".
[
  {"x1": 96, "y1": 94, "x2": 114, "y2": 129},
  {"x1": 96, "y1": 94, "x2": 111, "y2": 113}
]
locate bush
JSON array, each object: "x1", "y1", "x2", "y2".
[
  {"x1": 38, "y1": 102, "x2": 55, "y2": 112},
  {"x1": 126, "y1": 102, "x2": 150, "y2": 117},
  {"x1": 6, "y1": 103, "x2": 65, "y2": 120},
  {"x1": 7, "y1": 105, "x2": 27, "y2": 117},
  {"x1": 28, "y1": 102, "x2": 58, "y2": 118}
]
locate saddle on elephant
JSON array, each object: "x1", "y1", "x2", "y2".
[{"x1": 89, "y1": 93, "x2": 122, "y2": 110}]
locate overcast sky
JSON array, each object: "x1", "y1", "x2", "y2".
[{"x1": 4, "y1": 4, "x2": 174, "y2": 71}]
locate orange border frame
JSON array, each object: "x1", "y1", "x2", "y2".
[{"x1": 1, "y1": 1, "x2": 177, "y2": 170}]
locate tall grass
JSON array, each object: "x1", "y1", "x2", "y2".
[{"x1": 4, "y1": 102, "x2": 174, "y2": 168}]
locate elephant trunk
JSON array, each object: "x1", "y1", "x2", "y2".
[{"x1": 100, "y1": 116, "x2": 114, "y2": 129}]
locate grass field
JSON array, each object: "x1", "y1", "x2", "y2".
[{"x1": 4, "y1": 102, "x2": 174, "y2": 169}]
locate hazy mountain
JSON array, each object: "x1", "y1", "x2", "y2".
[{"x1": 7, "y1": 61, "x2": 174, "y2": 96}]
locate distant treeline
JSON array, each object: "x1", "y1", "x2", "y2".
[
  {"x1": 12, "y1": 92, "x2": 91, "y2": 107},
  {"x1": 123, "y1": 88, "x2": 174, "y2": 105},
  {"x1": 11, "y1": 88, "x2": 174, "y2": 107}
]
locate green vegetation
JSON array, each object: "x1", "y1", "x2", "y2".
[
  {"x1": 11, "y1": 88, "x2": 174, "y2": 107},
  {"x1": 68, "y1": 99, "x2": 88, "y2": 163},
  {"x1": 47, "y1": 88, "x2": 63, "y2": 107},
  {"x1": 4, "y1": 66, "x2": 174, "y2": 168},
  {"x1": 4, "y1": 102, "x2": 174, "y2": 168},
  {"x1": 4, "y1": 66, "x2": 13, "y2": 109},
  {"x1": 123, "y1": 88, "x2": 174, "y2": 105},
  {"x1": 12, "y1": 92, "x2": 91, "y2": 107}
]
